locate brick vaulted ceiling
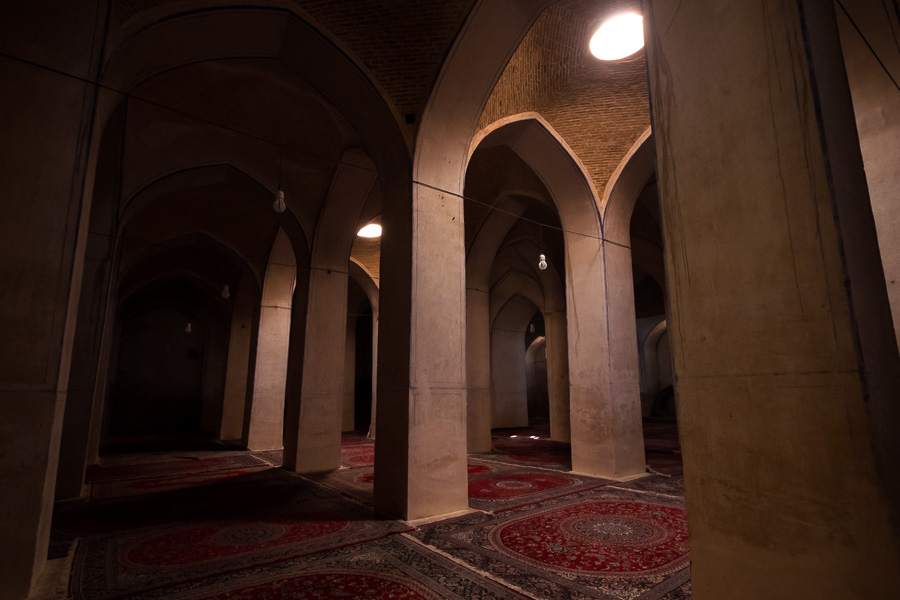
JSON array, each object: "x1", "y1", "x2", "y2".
[{"x1": 112, "y1": 0, "x2": 477, "y2": 120}]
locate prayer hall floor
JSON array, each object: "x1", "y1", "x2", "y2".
[{"x1": 43, "y1": 419, "x2": 689, "y2": 599}]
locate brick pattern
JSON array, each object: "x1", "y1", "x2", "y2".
[
  {"x1": 114, "y1": 0, "x2": 474, "y2": 118},
  {"x1": 478, "y1": 0, "x2": 651, "y2": 198}
]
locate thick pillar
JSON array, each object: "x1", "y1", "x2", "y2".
[
  {"x1": 284, "y1": 150, "x2": 375, "y2": 472},
  {"x1": 0, "y1": 2, "x2": 106, "y2": 595},
  {"x1": 566, "y1": 234, "x2": 645, "y2": 479},
  {"x1": 342, "y1": 315, "x2": 357, "y2": 432},
  {"x1": 374, "y1": 175, "x2": 469, "y2": 519},
  {"x1": 465, "y1": 288, "x2": 493, "y2": 451},
  {"x1": 374, "y1": 0, "x2": 551, "y2": 521},
  {"x1": 644, "y1": 0, "x2": 900, "y2": 597},
  {"x1": 490, "y1": 299, "x2": 533, "y2": 428},
  {"x1": 286, "y1": 269, "x2": 347, "y2": 472},
  {"x1": 367, "y1": 311, "x2": 378, "y2": 438},
  {"x1": 55, "y1": 102, "x2": 123, "y2": 499},
  {"x1": 244, "y1": 230, "x2": 295, "y2": 450},
  {"x1": 219, "y1": 280, "x2": 257, "y2": 440},
  {"x1": 544, "y1": 309, "x2": 570, "y2": 442}
]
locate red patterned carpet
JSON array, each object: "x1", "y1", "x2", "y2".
[
  {"x1": 62, "y1": 470, "x2": 411, "y2": 599},
  {"x1": 90, "y1": 467, "x2": 272, "y2": 500},
  {"x1": 308, "y1": 458, "x2": 614, "y2": 512},
  {"x1": 413, "y1": 486, "x2": 691, "y2": 598},
  {"x1": 86, "y1": 453, "x2": 267, "y2": 482},
  {"x1": 53, "y1": 421, "x2": 689, "y2": 599}
]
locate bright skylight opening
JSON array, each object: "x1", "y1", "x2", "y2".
[
  {"x1": 357, "y1": 223, "x2": 382, "y2": 238},
  {"x1": 589, "y1": 13, "x2": 644, "y2": 60}
]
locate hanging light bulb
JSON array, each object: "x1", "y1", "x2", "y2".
[
  {"x1": 221, "y1": 285, "x2": 230, "y2": 299},
  {"x1": 272, "y1": 189, "x2": 286, "y2": 213},
  {"x1": 538, "y1": 253, "x2": 548, "y2": 271},
  {"x1": 185, "y1": 323, "x2": 192, "y2": 333},
  {"x1": 529, "y1": 323, "x2": 535, "y2": 333}
]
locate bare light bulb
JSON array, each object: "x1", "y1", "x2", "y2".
[
  {"x1": 221, "y1": 285, "x2": 230, "y2": 299},
  {"x1": 538, "y1": 253, "x2": 548, "y2": 271},
  {"x1": 185, "y1": 323, "x2": 192, "y2": 333},
  {"x1": 589, "y1": 13, "x2": 644, "y2": 60},
  {"x1": 272, "y1": 189, "x2": 286, "y2": 213},
  {"x1": 357, "y1": 223, "x2": 382, "y2": 238},
  {"x1": 529, "y1": 323, "x2": 535, "y2": 333}
]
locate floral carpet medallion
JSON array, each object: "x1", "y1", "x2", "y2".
[
  {"x1": 341, "y1": 444, "x2": 375, "y2": 468},
  {"x1": 413, "y1": 487, "x2": 690, "y2": 599},
  {"x1": 466, "y1": 466, "x2": 612, "y2": 512},
  {"x1": 469, "y1": 472, "x2": 573, "y2": 499},
  {"x1": 491, "y1": 500, "x2": 689, "y2": 576}
]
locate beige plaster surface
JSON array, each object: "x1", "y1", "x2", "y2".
[
  {"x1": 244, "y1": 231, "x2": 295, "y2": 451},
  {"x1": 837, "y1": 0, "x2": 900, "y2": 348},
  {"x1": 645, "y1": 0, "x2": 900, "y2": 596},
  {"x1": 289, "y1": 270, "x2": 348, "y2": 473}
]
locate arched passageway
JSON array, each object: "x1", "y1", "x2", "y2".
[{"x1": 5, "y1": 3, "x2": 900, "y2": 599}]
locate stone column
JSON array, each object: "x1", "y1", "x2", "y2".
[
  {"x1": 465, "y1": 287, "x2": 492, "y2": 451},
  {"x1": 244, "y1": 230, "x2": 295, "y2": 450},
  {"x1": 55, "y1": 103, "x2": 123, "y2": 499},
  {"x1": 367, "y1": 311, "x2": 378, "y2": 438},
  {"x1": 544, "y1": 309, "x2": 570, "y2": 442},
  {"x1": 373, "y1": 0, "x2": 552, "y2": 521},
  {"x1": 342, "y1": 315, "x2": 357, "y2": 432},
  {"x1": 490, "y1": 300, "x2": 533, "y2": 428},
  {"x1": 0, "y1": 2, "x2": 106, "y2": 595},
  {"x1": 284, "y1": 269, "x2": 347, "y2": 472},
  {"x1": 644, "y1": 0, "x2": 900, "y2": 597},
  {"x1": 219, "y1": 280, "x2": 257, "y2": 440}
]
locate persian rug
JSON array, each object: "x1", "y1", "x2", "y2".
[
  {"x1": 86, "y1": 453, "x2": 267, "y2": 482},
  {"x1": 613, "y1": 474, "x2": 684, "y2": 498},
  {"x1": 340, "y1": 442, "x2": 375, "y2": 468},
  {"x1": 120, "y1": 535, "x2": 526, "y2": 600},
  {"x1": 306, "y1": 460, "x2": 610, "y2": 513},
  {"x1": 642, "y1": 419, "x2": 681, "y2": 453},
  {"x1": 412, "y1": 486, "x2": 690, "y2": 599},
  {"x1": 646, "y1": 453, "x2": 683, "y2": 477},
  {"x1": 68, "y1": 471, "x2": 411, "y2": 599},
  {"x1": 305, "y1": 461, "x2": 501, "y2": 505},
  {"x1": 90, "y1": 467, "x2": 272, "y2": 500},
  {"x1": 474, "y1": 445, "x2": 572, "y2": 471},
  {"x1": 251, "y1": 449, "x2": 283, "y2": 466},
  {"x1": 304, "y1": 467, "x2": 376, "y2": 504},
  {"x1": 467, "y1": 459, "x2": 613, "y2": 512}
]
